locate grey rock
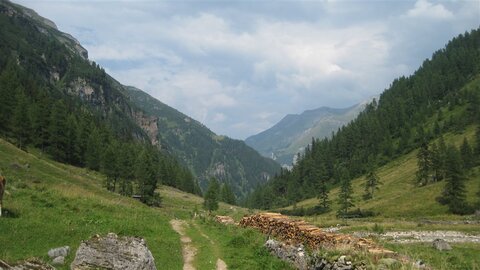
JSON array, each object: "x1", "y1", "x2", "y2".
[
  {"x1": 47, "y1": 246, "x2": 69, "y2": 259},
  {"x1": 338, "y1": 255, "x2": 346, "y2": 265},
  {"x1": 413, "y1": 260, "x2": 426, "y2": 269},
  {"x1": 51, "y1": 256, "x2": 64, "y2": 266},
  {"x1": 10, "y1": 259, "x2": 55, "y2": 270},
  {"x1": 432, "y1": 238, "x2": 452, "y2": 251},
  {"x1": 71, "y1": 233, "x2": 156, "y2": 270}
]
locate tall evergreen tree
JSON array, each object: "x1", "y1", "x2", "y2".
[
  {"x1": 363, "y1": 166, "x2": 381, "y2": 200},
  {"x1": 220, "y1": 183, "x2": 236, "y2": 205},
  {"x1": 460, "y1": 138, "x2": 474, "y2": 170},
  {"x1": 438, "y1": 146, "x2": 470, "y2": 215},
  {"x1": 12, "y1": 88, "x2": 31, "y2": 149},
  {"x1": 102, "y1": 141, "x2": 120, "y2": 192},
  {"x1": 85, "y1": 127, "x2": 102, "y2": 170},
  {"x1": 336, "y1": 168, "x2": 354, "y2": 218},
  {"x1": 135, "y1": 148, "x2": 161, "y2": 206},
  {"x1": 203, "y1": 178, "x2": 220, "y2": 212},
  {"x1": 316, "y1": 167, "x2": 330, "y2": 209},
  {"x1": 48, "y1": 100, "x2": 69, "y2": 162},
  {"x1": 415, "y1": 142, "x2": 431, "y2": 186}
]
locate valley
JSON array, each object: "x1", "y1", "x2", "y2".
[{"x1": 0, "y1": 1, "x2": 479, "y2": 269}]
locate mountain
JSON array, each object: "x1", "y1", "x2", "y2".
[
  {"x1": 247, "y1": 28, "x2": 480, "y2": 210},
  {"x1": 0, "y1": 0, "x2": 280, "y2": 198},
  {"x1": 123, "y1": 86, "x2": 280, "y2": 197},
  {"x1": 246, "y1": 103, "x2": 366, "y2": 166}
]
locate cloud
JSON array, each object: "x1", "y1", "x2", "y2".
[
  {"x1": 13, "y1": 0, "x2": 479, "y2": 139},
  {"x1": 407, "y1": 0, "x2": 454, "y2": 19}
]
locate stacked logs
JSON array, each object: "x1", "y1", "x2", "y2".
[{"x1": 240, "y1": 213, "x2": 394, "y2": 255}]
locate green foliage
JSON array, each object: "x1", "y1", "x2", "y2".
[
  {"x1": 363, "y1": 166, "x2": 380, "y2": 200},
  {"x1": 336, "y1": 168, "x2": 354, "y2": 218},
  {"x1": 135, "y1": 148, "x2": 161, "y2": 206},
  {"x1": 460, "y1": 138, "x2": 474, "y2": 169},
  {"x1": 220, "y1": 182, "x2": 236, "y2": 205},
  {"x1": 437, "y1": 145, "x2": 472, "y2": 215},
  {"x1": 203, "y1": 178, "x2": 220, "y2": 211},
  {"x1": 416, "y1": 142, "x2": 432, "y2": 186}
]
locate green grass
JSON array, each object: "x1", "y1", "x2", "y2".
[
  {"x1": 385, "y1": 242, "x2": 480, "y2": 270},
  {"x1": 280, "y1": 125, "x2": 480, "y2": 220},
  {"x1": 191, "y1": 218, "x2": 293, "y2": 270},
  {"x1": 0, "y1": 138, "x2": 287, "y2": 269}
]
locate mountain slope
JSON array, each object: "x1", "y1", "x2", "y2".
[
  {"x1": 246, "y1": 103, "x2": 366, "y2": 165},
  {"x1": 247, "y1": 28, "x2": 480, "y2": 209},
  {"x1": 0, "y1": 0, "x2": 280, "y2": 198},
  {"x1": 123, "y1": 87, "x2": 280, "y2": 197}
]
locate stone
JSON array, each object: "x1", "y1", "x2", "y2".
[
  {"x1": 71, "y1": 233, "x2": 156, "y2": 270},
  {"x1": 47, "y1": 246, "x2": 69, "y2": 259},
  {"x1": 338, "y1": 255, "x2": 347, "y2": 264},
  {"x1": 10, "y1": 258, "x2": 55, "y2": 270},
  {"x1": 413, "y1": 260, "x2": 426, "y2": 269},
  {"x1": 51, "y1": 256, "x2": 64, "y2": 266},
  {"x1": 432, "y1": 238, "x2": 452, "y2": 251}
]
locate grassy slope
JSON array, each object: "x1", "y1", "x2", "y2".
[
  {"x1": 280, "y1": 125, "x2": 480, "y2": 220},
  {"x1": 0, "y1": 139, "x2": 287, "y2": 269}
]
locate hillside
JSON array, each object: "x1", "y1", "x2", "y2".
[
  {"x1": 123, "y1": 87, "x2": 280, "y2": 197},
  {"x1": 247, "y1": 28, "x2": 480, "y2": 209},
  {"x1": 246, "y1": 103, "x2": 366, "y2": 166},
  {"x1": 0, "y1": 138, "x2": 290, "y2": 269},
  {"x1": 0, "y1": 0, "x2": 280, "y2": 198}
]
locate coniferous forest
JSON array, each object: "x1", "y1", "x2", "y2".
[
  {"x1": 246, "y1": 29, "x2": 480, "y2": 213},
  {"x1": 0, "y1": 4, "x2": 202, "y2": 205}
]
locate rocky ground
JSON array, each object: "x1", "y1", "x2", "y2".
[{"x1": 353, "y1": 230, "x2": 480, "y2": 243}]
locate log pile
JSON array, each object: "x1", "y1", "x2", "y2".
[{"x1": 240, "y1": 213, "x2": 394, "y2": 255}]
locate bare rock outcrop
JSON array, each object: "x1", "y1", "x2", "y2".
[{"x1": 71, "y1": 233, "x2": 156, "y2": 270}]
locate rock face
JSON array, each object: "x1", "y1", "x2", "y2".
[
  {"x1": 432, "y1": 239, "x2": 452, "y2": 251},
  {"x1": 71, "y1": 233, "x2": 156, "y2": 270},
  {"x1": 8, "y1": 258, "x2": 55, "y2": 270}
]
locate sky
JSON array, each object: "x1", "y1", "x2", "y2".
[{"x1": 14, "y1": 0, "x2": 480, "y2": 139}]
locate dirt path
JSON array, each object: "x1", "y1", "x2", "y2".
[
  {"x1": 170, "y1": 219, "x2": 197, "y2": 270},
  {"x1": 192, "y1": 221, "x2": 228, "y2": 270}
]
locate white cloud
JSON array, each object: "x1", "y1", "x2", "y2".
[
  {"x1": 13, "y1": 0, "x2": 479, "y2": 139},
  {"x1": 407, "y1": 0, "x2": 454, "y2": 19}
]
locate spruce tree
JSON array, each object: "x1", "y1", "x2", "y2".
[
  {"x1": 336, "y1": 168, "x2": 354, "y2": 218},
  {"x1": 364, "y1": 166, "x2": 381, "y2": 200},
  {"x1": 475, "y1": 126, "x2": 480, "y2": 164},
  {"x1": 220, "y1": 183, "x2": 236, "y2": 205},
  {"x1": 438, "y1": 146, "x2": 469, "y2": 215},
  {"x1": 460, "y1": 138, "x2": 474, "y2": 170},
  {"x1": 85, "y1": 127, "x2": 102, "y2": 170},
  {"x1": 12, "y1": 89, "x2": 31, "y2": 149},
  {"x1": 203, "y1": 178, "x2": 220, "y2": 212},
  {"x1": 102, "y1": 141, "x2": 119, "y2": 192},
  {"x1": 415, "y1": 142, "x2": 431, "y2": 186},
  {"x1": 135, "y1": 148, "x2": 161, "y2": 206},
  {"x1": 48, "y1": 100, "x2": 69, "y2": 162}
]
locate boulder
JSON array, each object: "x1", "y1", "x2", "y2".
[
  {"x1": 432, "y1": 239, "x2": 452, "y2": 251},
  {"x1": 47, "y1": 246, "x2": 69, "y2": 259},
  {"x1": 71, "y1": 233, "x2": 156, "y2": 270},
  {"x1": 51, "y1": 256, "x2": 64, "y2": 266},
  {"x1": 9, "y1": 258, "x2": 55, "y2": 270}
]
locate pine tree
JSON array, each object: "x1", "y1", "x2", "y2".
[
  {"x1": 102, "y1": 141, "x2": 120, "y2": 192},
  {"x1": 475, "y1": 126, "x2": 480, "y2": 164},
  {"x1": 220, "y1": 183, "x2": 236, "y2": 205},
  {"x1": 316, "y1": 167, "x2": 330, "y2": 209},
  {"x1": 363, "y1": 166, "x2": 381, "y2": 200},
  {"x1": 48, "y1": 100, "x2": 69, "y2": 162},
  {"x1": 415, "y1": 142, "x2": 431, "y2": 186},
  {"x1": 460, "y1": 138, "x2": 474, "y2": 170},
  {"x1": 135, "y1": 148, "x2": 161, "y2": 206},
  {"x1": 203, "y1": 178, "x2": 220, "y2": 212},
  {"x1": 438, "y1": 146, "x2": 470, "y2": 215},
  {"x1": 85, "y1": 127, "x2": 102, "y2": 170},
  {"x1": 336, "y1": 168, "x2": 354, "y2": 218},
  {"x1": 118, "y1": 143, "x2": 135, "y2": 196},
  {"x1": 65, "y1": 114, "x2": 80, "y2": 165},
  {"x1": 12, "y1": 88, "x2": 31, "y2": 149}
]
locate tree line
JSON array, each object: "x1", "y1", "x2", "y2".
[{"x1": 0, "y1": 12, "x2": 202, "y2": 205}]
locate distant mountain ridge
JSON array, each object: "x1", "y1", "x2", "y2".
[{"x1": 246, "y1": 103, "x2": 367, "y2": 165}]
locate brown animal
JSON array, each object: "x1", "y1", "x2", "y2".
[{"x1": 0, "y1": 176, "x2": 5, "y2": 217}]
